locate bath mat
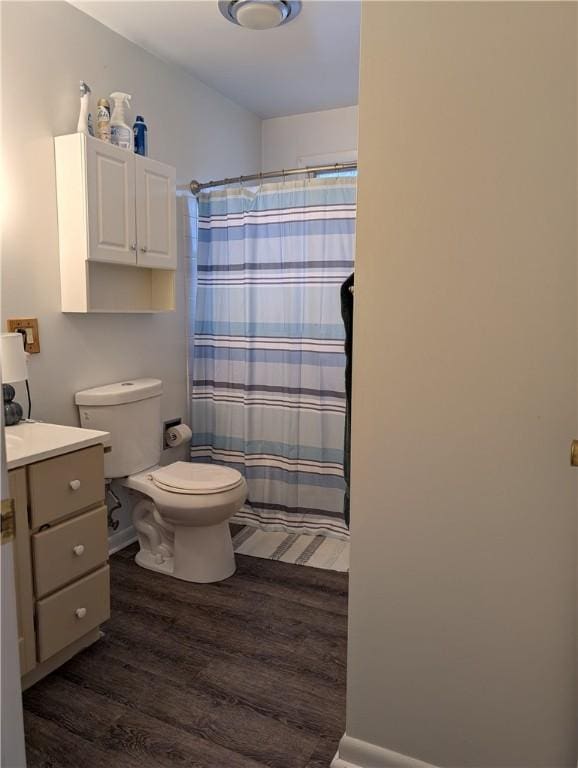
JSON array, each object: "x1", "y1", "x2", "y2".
[{"x1": 232, "y1": 526, "x2": 349, "y2": 572}]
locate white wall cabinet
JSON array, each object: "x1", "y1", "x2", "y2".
[{"x1": 55, "y1": 133, "x2": 176, "y2": 312}]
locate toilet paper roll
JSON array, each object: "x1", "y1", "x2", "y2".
[{"x1": 165, "y1": 423, "x2": 192, "y2": 447}]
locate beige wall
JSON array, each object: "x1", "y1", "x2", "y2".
[
  {"x1": 346, "y1": 3, "x2": 577, "y2": 767},
  {"x1": 261, "y1": 106, "x2": 358, "y2": 170},
  {"x1": 1, "y1": 0, "x2": 260, "y2": 432}
]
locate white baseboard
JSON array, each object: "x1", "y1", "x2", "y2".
[
  {"x1": 331, "y1": 735, "x2": 437, "y2": 768},
  {"x1": 108, "y1": 525, "x2": 137, "y2": 555}
]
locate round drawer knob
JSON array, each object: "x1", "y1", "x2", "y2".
[
  {"x1": 75, "y1": 607, "x2": 87, "y2": 620},
  {"x1": 69, "y1": 479, "x2": 81, "y2": 491},
  {"x1": 73, "y1": 544, "x2": 85, "y2": 557}
]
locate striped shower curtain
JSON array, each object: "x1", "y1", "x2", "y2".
[{"x1": 186, "y1": 178, "x2": 356, "y2": 539}]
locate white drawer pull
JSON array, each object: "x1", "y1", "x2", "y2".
[
  {"x1": 72, "y1": 544, "x2": 85, "y2": 557},
  {"x1": 69, "y1": 479, "x2": 81, "y2": 491},
  {"x1": 75, "y1": 607, "x2": 87, "y2": 620}
]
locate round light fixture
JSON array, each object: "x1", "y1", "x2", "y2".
[{"x1": 218, "y1": 0, "x2": 301, "y2": 30}]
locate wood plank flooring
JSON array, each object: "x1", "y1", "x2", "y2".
[{"x1": 23, "y1": 537, "x2": 348, "y2": 768}]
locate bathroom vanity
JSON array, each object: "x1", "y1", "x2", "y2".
[{"x1": 6, "y1": 421, "x2": 111, "y2": 689}]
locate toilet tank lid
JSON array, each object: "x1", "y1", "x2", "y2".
[{"x1": 75, "y1": 378, "x2": 163, "y2": 406}]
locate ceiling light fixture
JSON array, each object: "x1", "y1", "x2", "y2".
[{"x1": 218, "y1": 0, "x2": 302, "y2": 30}]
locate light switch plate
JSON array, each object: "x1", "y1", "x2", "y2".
[{"x1": 6, "y1": 318, "x2": 40, "y2": 353}]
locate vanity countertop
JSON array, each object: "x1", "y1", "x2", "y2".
[{"x1": 5, "y1": 421, "x2": 110, "y2": 471}]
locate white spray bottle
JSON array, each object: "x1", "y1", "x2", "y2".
[
  {"x1": 109, "y1": 92, "x2": 133, "y2": 150},
  {"x1": 77, "y1": 81, "x2": 92, "y2": 136}
]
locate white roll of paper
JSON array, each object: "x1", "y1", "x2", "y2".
[{"x1": 165, "y1": 423, "x2": 192, "y2": 447}]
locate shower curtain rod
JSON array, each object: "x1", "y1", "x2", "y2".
[{"x1": 187, "y1": 161, "x2": 357, "y2": 195}]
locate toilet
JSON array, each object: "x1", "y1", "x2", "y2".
[{"x1": 75, "y1": 378, "x2": 247, "y2": 583}]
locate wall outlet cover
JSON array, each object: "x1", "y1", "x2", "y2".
[{"x1": 7, "y1": 318, "x2": 40, "y2": 354}]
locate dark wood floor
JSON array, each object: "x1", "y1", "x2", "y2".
[{"x1": 23, "y1": 536, "x2": 348, "y2": 768}]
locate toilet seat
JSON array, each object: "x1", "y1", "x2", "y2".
[{"x1": 150, "y1": 461, "x2": 243, "y2": 495}]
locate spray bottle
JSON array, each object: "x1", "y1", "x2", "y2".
[
  {"x1": 96, "y1": 98, "x2": 111, "y2": 143},
  {"x1": 133, "y1": 116, "x2": 148, "y2": 156},
  {"x1": 77, "y1": 81, "x2": 92, "y2": 136},
  {"x1": 109, "y1": 92, "x2": 133, "y2": 150}
]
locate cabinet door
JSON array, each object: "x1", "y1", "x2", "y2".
[
  {"x1": 9, "y1": 469, "x2": 36, "y2": 675},
  {"x1": 86, "y1": 138, "x2": 137, "y2": 265},
  {"x1": 135, "y1": 156, "x2": 176, "y2": 269}
]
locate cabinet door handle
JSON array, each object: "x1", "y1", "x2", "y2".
[
  {"x1": 130, "y1": 243, "x2": 137, "y2": 251},
  {"x1": 75, "y1": 607, "x2": 87, "y2": 620},
  {"x1": 72, "y1": 544, "x2": 85, "y2": 557},
  {"x1": 140, "y1": 246, "x2": 148, "y2": 253},
  {"x1": 69, "y1": 479, "x2": 81, "y2": 491}
]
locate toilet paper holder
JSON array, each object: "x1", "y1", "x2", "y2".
[
  {"x1": 163, "y1": 418, "x2": 192, "y2": 449},
  {"x1": 163, "y1": 417, "x2": 182, "y2": 449}
]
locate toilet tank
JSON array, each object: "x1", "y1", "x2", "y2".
[{"x1": 75, "y1": 378, "x2": 163, "y2": 478}]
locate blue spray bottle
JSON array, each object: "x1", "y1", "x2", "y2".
[{"x1": 133, "y1": 116, "x2": 148, "y2": 157}]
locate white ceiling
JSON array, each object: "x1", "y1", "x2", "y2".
[{"x1": 72, "y1": 0, "x2": 361, "y2": 119}]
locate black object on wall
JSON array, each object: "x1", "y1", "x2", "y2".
[{"x1": 340, "y1": 273, "x2": 354, "y2": 528}]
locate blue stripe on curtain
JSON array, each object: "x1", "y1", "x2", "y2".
[
  {"x1": 198, "y1": 260, "x2": 355, "y2": 273},
  {"x1": 197, "y1": 182, "x2": 357, "y2": 215},
  {"x1": 198, "y1": 219, "x2": 355, "y2": 243},
  {"x1": 195, "y1": 321, "x2": 346, "y2": 339},
  {"x1": 186, "y1": 178, "x2": 355, "y2": 539},
  {"x1": 192, "y1": 347, "x2": 346, "y2": 366}
]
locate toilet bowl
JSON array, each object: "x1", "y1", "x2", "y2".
[
  {"x1": 75, "y1": 378, "x2": 247, "y2": 584},
  {"x1": 122, "y1": 462, "x2": 247, "y2": 583}
]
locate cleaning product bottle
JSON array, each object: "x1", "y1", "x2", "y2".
[
  {"x1": 77, "y1": 81, "x2": 92, "y2": 136},
  {"x1": 96, "y1": 98, "x2": 111, "y2": 142},
  {"x1": 133, "y1": 115, "x2": 148, "y2": 156},
  {"x1": 109, "y1": 92, "x2": 133, "y2": 150}
]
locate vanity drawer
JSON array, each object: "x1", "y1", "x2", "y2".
[
  {"x1": 28, "y1": 445, "x2": 105, "y2": 529},
  {"x1": 36, "y1": 565, "x2": 110, "y2": 662},
  {"x1": 32, "y1": 505, "x2": 108, "y2": 598}
]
